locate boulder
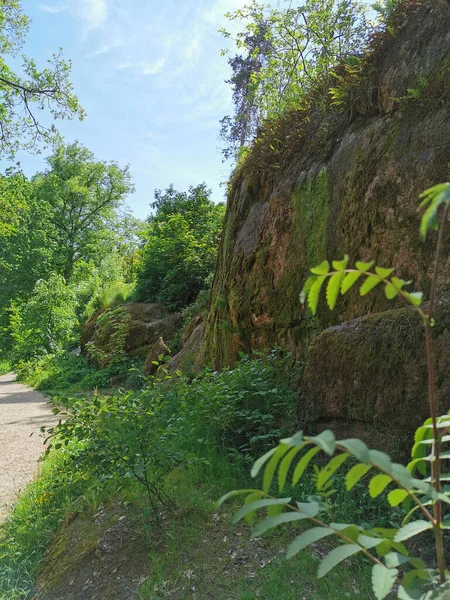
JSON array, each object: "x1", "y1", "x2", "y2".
[
  {"x1": 297, "y1": 298, "x2": 450, "y2": 458},
  {"x1": 167, "y1": 315, "x2": 205, "y2": 376},
  {"x1": 80, "y1": 303, "x2": 181, "y2": 367},
  {"x1": 143, "y1": 337, "x2": 170, "y2": 375}
]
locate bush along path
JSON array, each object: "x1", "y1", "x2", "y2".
[{"x1": 0, "y1": 373, "x2": 58, "y2": 519}]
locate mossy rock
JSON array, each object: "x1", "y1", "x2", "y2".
[
  {"x1": 80, "y1": 303, "x2": 181, "y2": 366},
  {"x1": 204, "y1": 0, "x2": 450, "y2": 370},
  {"x1": 32, "y1": 503, "x2": 148, "y2": 600},
  {"x1": 297, "y1": 298, "x2": 450, "y2": 458}
]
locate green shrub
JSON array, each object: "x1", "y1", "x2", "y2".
[
  {"x1": 10, "y1": 274, "x2": 78, "y2": 364},
  {"x1": 135, "y1": 184, "x2": 225, "y2": 311},
  {"x1": 85, "y1": 280, "x2": 134, "y2": 318}
]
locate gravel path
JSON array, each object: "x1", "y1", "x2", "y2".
[{"x1": 0, "y1": 373, "x2": 59, "y2": 520}]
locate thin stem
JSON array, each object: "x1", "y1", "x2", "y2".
[{"x1": 425, "y1": 203, "x2": 449, "y2": 584}]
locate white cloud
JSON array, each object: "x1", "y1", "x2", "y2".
[
  {"x1": 141, "y1": 57, "x2": 167, "y2": 76},
  {"x1": 38, "y1": 3, "x2": 68, "y2": 13},
  {"x1": 78, "y1": 0, "x2": 108, "y2": 30}
]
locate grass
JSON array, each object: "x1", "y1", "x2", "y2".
[
  {"x1": 0, "y1": 442, "x2": 106, "y2": 599},
  {"x1": 137, "y1": 460, "x2": 375, "y2": 600},
  {"x1": 13, "y1": 351, "x2": 144, "y2": 396},
  {"x1": 0, "y1": 359, "x2": 11, "y2": 375}
]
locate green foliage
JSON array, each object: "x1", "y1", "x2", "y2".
[
  {"x1": 31, "y1": 142, "x2": 134, "y2": 282},
  {"x1": 220, "y1": 0, "x2": 369, "y2": 158},
  {"x1": 135, "y1": 184, "x2": 225, "y2": 310},
  {"x1": 10, "y1": 273, "x2": 78, "y2": 363},
  {"x1": 45, "y1": 387, "x2": 184, "y2": 510},
  {"x1": 0, "y1": 1, "x2": 84, "y2": 157},
  {"x1": 84, "y1": 305, "x2": 131, "y2": 371},
  {"x1": 222, "y1": 183, "x2": 450, "y2": 598},
  {"x1": 221, "y1": 420, "x2": 450, "y2": 598},
  {"x1": 85, "y1": 281, "x2": 134, "y2": 318}
]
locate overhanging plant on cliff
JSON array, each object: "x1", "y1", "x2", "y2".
[{"x1": 219, "y1": 182, "x2": 450, "y2": 599}]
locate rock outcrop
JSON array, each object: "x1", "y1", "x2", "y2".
[
  {"x1": 81, "y1": 303, "x2": 181, "y2": 367},
  {"x1": 204, "y1": 0, "x2": 450, "y2": 369},
  {"x1": 297, "y1": 299, "x2": 450, "y2": 458}
]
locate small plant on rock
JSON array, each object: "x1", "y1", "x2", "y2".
[{"x1": 220, "y1": 183, "x2": 450, "y2": 599}]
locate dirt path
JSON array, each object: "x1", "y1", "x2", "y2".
[{"x1": 0, "y1": 373, "x2": 58, "y2": 520}]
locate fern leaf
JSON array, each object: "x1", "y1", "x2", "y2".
[
  {"x1": 287, "y1": 527, "x2": 334, "y2": 559},
  {"x1": 310, "y1": 260, "x2": 330, "y2": 275},
  {"x1": 326, "y1": 271, "x2": 345, "y2": 310},
  {"x1": 279, "y1": 446, "x2": 302, "y2": 492},
  {"x1": 317, "y1": 544, "x2": 362, "y2": 578},
  {"x1": 360, "y1": 275, "x2": 382, "y2": 296},
  {"x1": 263, "y1": 444, "x2": 291, "y2": 494},
  {"x1": 308, "y1": 275, "x2": 327, "y2": 314},
  {"x1": 341, "y1": 271, "x2": 362, "y2": 294},
  {"x1": 292, "y1": 446, "x2": 320, "y2": 485}
]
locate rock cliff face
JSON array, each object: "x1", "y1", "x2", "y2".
[{"x1": 204, "y1": 0, "x2": 450, "y2": 370}]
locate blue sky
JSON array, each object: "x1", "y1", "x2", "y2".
[{"x1": 12, "y1": 0, "x2": 254, "y2": 218}]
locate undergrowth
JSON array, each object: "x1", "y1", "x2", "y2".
[{"x1": 0, "y1": 350, "x2": 395, "y2": 598}]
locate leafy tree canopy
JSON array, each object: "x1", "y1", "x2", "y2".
[
  {"x1": 135, "y1": 184, "x2": 225, "y2": 311},
  {"x1": 0, "y1": 0, "x2": 84, "y2": 157},
  {"x1": 31, "y1": 141, "x2": 135, "y2": 281},
  {"x1": 220, "y1": 0, "x2": 368, "y2": 159}
]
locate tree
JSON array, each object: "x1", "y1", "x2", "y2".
[
  {"x1": 31, "y1": 142, "x2": 134, "y2": 281},
  {"x1": 135, "y1": 184, "x2": 225, "y2": 311},
  {"x1": 219, "y1": 8, "x2": 271, "y2": 160},
  {"x1": 220, "y1": 0, "x2": 368, "y2": 158},
  {"x1": 0, "y1": 0, "x2": 84, "y2": 157},
  {"x1": 10, "y1": 273, "x2": 78, "y2": 362}
]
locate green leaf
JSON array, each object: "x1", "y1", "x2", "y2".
[
  {"x1": 371, "y1": 564, "x2": 398, "y2": 600},
  {"x1": 375, "y1": 266, "x2": 394, "y2": 279},
  {"x1": 300, "y1": 275, "x2": 317, "y2": 304},
  {"x1": 317, "y1": 453, "x2": 349, "y2": 488},
  {"x1": 217, "y1": 488, "x2": 262, "y2": 508},
  {"x1": 360, "y1": 275, "x2": 382, "y2": 296},
  {"x1": 296, "y1": 501, "x2": 321, "y2": 517},
  {"x1": 341, "y1": 271, "x2": 362, "y2": 294},
  {"x1": 279, "y1": 446, "x2": 302, "y2": 492},
  {"x1": 244, "y1": 491, "x2": 264, "y2": 524},
  {"x1": 404, "y1": 292, "x2": 423, "y2": 307},
  {"x1": 332, "y1": 255, "x2": 349, "y2": 270},
  {"x1": 369, "y1": 474, "x2": 392, "y2": 498},
  {"x1": 310, "y1": 260, "x2": 330, "y2": 275},
  {"x1": 317, "y1": 544, "x2": 361, "y2": 578},
  {"x1": 338, "y1": 438, "x2": 370, "y2": 463},
  {"x1": 287, "y1": 527, "x2": 334, "y2": 559},
  {"x1": 385, "y1": 282, "x2": 399, "y2": 299},
  {"x1": 251, "y1": 447, "x2": 277, "y2": 478},
  {"x1": 252, "y1": 511, "x2": 313, "y2": 538},
  {"x1": 292, "y1": 446, "x2": 320, "y2": 485},
  {"x1": 232, "y1": 498, "x2": 291, "y2": 524},
  {"x1": 384, "y1": 552, "x2": 410, "y2": 568},
  {"x1": 263, "y1": 444, "x2": 291, "y2": 494},
  {"x1": 326, "y1": 271, "x2": 345, "y2": 310},
  {"x1": 369, "y1": 450, "x2": 393, "y2": 474},
  {"x1": 394, "y1": 520, "x2": 433, "y2": 542},
  {"x1": 308, "y1": 275, "x2": 327, "y2": 314},
  {"x1": 358, "y1": 533, "x2": 384, "y2": 549},
  {"x1": 346, "y1": 463, "x2": 372, "y2": 490},
  {"x1": 310, "y1": 430, "x2": 336, "y2": 455},
  {"x1": 355, "y1": 260, "x2": 375, "y2": 272},
  {"x1": 388, "y1": 489, "x2": 409, "y2": 507},
  {"x1": 281, "y1": 431, "x2": 304, "y2": 446}
]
